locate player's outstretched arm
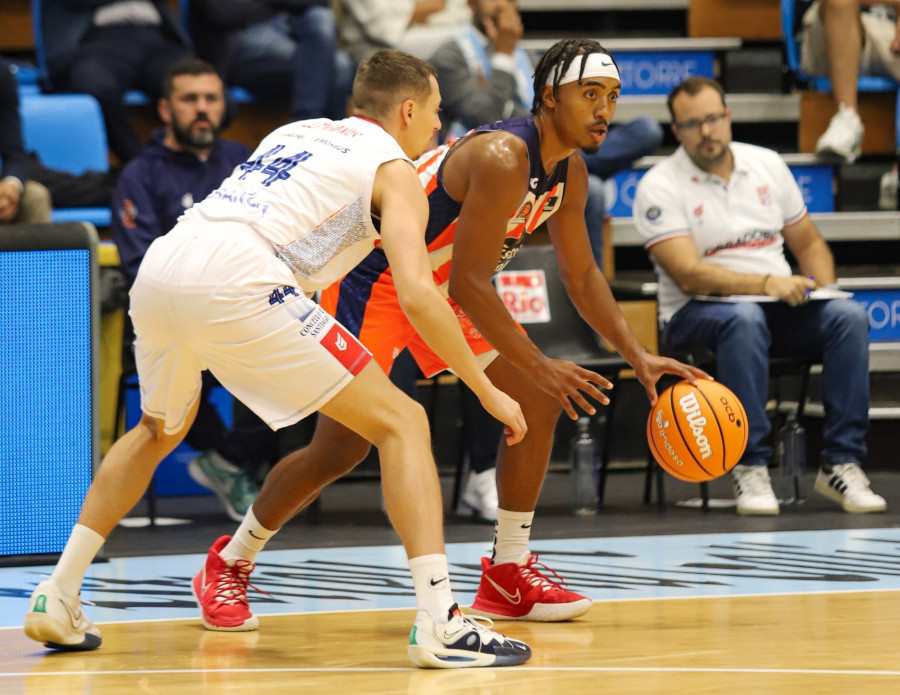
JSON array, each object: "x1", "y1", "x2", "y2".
[
  {"x1": 544, "y1": 156, "x2": 711, "y2": 407},
  {"x1": 374, "y1": 159, "x2": 527, "y2": 445}
]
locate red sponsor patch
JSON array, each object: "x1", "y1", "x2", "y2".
[{"x1": 321, "y1": 323, "x2": 371, "y2": 376}]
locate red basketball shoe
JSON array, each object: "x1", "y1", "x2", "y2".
[
  {"x1": 469, "y1": 553, "x2": 592, "y2": 621},
  {"x1": 192, "y1": 536, "x2": 260, "y2": 631}
]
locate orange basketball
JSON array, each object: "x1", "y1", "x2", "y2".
[{"x1": 646, "y1": 380, "x2": 748, "y2": 482}]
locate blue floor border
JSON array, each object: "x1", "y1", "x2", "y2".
[{"x1": 2, "y1": 527, "x2": 900, "y2": 628}]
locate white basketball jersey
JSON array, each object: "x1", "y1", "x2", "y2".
[{"x1": 182, "y1": 116, "x2": 410, "y2": 292}]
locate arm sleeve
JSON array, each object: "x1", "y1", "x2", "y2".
[
  {"x1": 431, "y1": 41, "x2": 525, "y2": 129},
  {"x1": 110, "y1": 164, "x2": 165, "y2": 287}
]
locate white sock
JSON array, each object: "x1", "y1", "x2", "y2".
[
  {"x1": 221, "y1": 506, "x2": 278, "y2": 564},
  {"x1": 50, "y1": 524, "x2": 105, "y2": 597},
  {"x1": 409, "y1": 553, "x2": 455, "y2": 623},
  {"x1": 492, "y1": 508, "x2": 534, "y2": 566}
]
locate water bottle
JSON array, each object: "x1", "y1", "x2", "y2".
[
  {"x1": 570, "y1": 417, "x2": 599, "y2": 516},
  {"x1": 778, "y1": 411, "x2": 806, "y2": 504}
]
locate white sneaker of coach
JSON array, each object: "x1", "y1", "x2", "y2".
[
  {"x1": 814, "y1": 462, "x2": 887, "y2": 513},
  {"x1": 732, "y1": 464, "x2": 780, "y2": 515}
]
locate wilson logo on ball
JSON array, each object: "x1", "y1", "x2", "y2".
[
  {"x1": 678, "y1": 390, "x2": 712, "y2": 460},
  {"x1": 647, "y1": 380, "x2": 748, "y2": 483}
]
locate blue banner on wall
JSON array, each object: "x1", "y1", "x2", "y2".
[
  {"x1": 849, "y1": 289, "x2": 900, "y2": 342},
  {"x1": 788, "y1": 165, "x2": 835, "y2": 215},
  {"x1": 606, "y1": 163, "x2": 835, "y2": 218},
  {"x1": 616, "y1": 51, "x2": 715, "y2": 96}
]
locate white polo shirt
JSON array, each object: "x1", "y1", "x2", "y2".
[{"x1": 633, "y1": 142, "x2": 807, "y2": 323}]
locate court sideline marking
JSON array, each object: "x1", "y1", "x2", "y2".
[{"x1": 6, "y1": 665, "x2": 900, "y2": 677}]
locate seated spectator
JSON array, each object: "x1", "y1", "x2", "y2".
[
  {"x1": 111, "y1": 57, "x2": 272, "y2": 520},
  {"x1": 337, "y1": 0, "x2": 472, "y2": 65},
  {"x1": 633, "y1": 76, "x2": 886, "y2": 517},
  {"x1": 429, "y1": 0, "x2": 664, "y2": 269},
  {"x1": 190, "y1": 0, "x2": 353, "y2": 122},
  {"x1": 0, "y1": 57, "x2": 51, "y2": 224},
  {"x1": 40, "y1": 0, "x2": 193, "y2": 164},
  {"x1": 799, "y1": 0, "x2": 899, "y2": 207}
]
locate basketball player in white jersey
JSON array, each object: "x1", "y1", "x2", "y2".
[{"x1": 24, "y1": 50, "x2": 531, "y2": 669}]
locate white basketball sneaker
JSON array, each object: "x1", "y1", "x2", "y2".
[
  {"x1": 732, "y1": 464, "x2": 780, "y2": 515},
  {"x1": 407, "y1": 603, "x2": 532, "y2": 668},
  {"x1": 814, "y1": 462, "x2": 887, "y2": 513},
  {"x1": 815, "y1": 104, "x2": 864, "y2": 163},
  {"x1": 24, "y1": 579, "x2": 102, "y2": 651}
]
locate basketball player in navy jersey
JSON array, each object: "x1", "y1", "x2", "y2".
[{"x1": 209, "y1": 38, "x2": 707, "y2": 628}]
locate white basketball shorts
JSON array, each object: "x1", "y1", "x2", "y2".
[{"x1": 129, "y1": 220, "x2": 372, "y2": 435}]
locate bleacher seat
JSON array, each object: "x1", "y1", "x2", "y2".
[
  {"x1": 19, "y1": 94, "x2": 112, "y2": 227},
  {"x1": 781, "y1": 0, "x2": 899, "y2": 149},
  {"x1": 8, "y1": 62, "x2": 40, "y2": 95}
]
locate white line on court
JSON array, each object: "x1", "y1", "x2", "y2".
[{"x1": 5, "y1": 666, "x2": 900, "y2": 677}]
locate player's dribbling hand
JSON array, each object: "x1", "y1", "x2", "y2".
[
  {"x1": 631, "y1": 353, "x2": 712, "y2": 407},
  {"x1": 480, "y1": 388, "x2": 527, "y2": 445}
]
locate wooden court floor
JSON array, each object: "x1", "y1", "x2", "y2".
[{"x1": 3, "y1": 590, "x2": 899, "y2": 694}]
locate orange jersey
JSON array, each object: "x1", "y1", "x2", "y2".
[{"x1": 322, "y1": 116, "x2": 569, "y2": 377}]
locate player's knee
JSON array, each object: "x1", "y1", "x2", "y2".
[
  {"x1": 380, "y1": 397, "x2": 430, "y2": 446},
  {"x1": 338, "y1": 435, "x2": 374, "y2": 470},
  {"x1": 525, "y1": 393, "x2": 565, "y2": 432},
  {"x1": 135, "y1": 413, "x2": 184, "y2": 450}
]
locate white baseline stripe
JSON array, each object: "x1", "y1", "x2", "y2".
[{"x1": 5, "y1": 666, "x2": 900, "y2": 677}]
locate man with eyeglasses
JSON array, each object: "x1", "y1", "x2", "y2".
[{"x1": 633, "y1": 76, "x2": 886, "y2": 517}]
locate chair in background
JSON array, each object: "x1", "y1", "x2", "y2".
[
  {"x1": 647, "y1": 340, "x2": 815, "y2": 511},
  {"x1": 496, "y1": 244, "x2": 632, "y2": 506},
  {"x1": 19, "y1": 94, "x2": 112, "y2": 227}
]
